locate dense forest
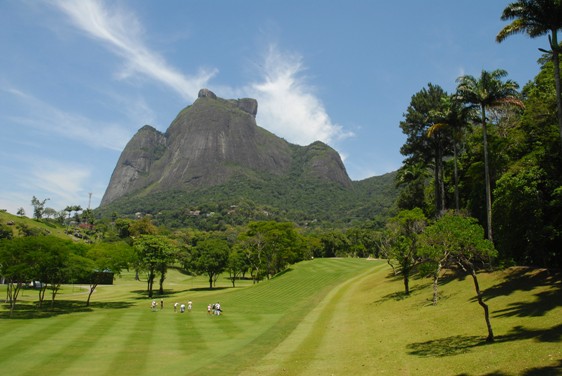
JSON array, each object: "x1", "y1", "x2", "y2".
[{"x1": 396, "y1": 56, "x2": 561, "y2": 268}]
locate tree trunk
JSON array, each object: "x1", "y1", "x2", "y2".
[
  {"x1": 432, "y1": 262, "x2": 442, "y2": 306},
  {"x1": 550, "y1": 31, "x2": 562, "y2": 153},
  {"x1": 147, "y1": 271, "x2": 155, "y2": 298},
  {"x1": 433, "y1": 139, "x2": 445, "y2": 214},
  {"x1": 158, "y1": 273, "x2": 165, "y2": 295},
  {"x1": 481, "y1": 106, "x2": 493, "y2": 243},
  {"x1": 453, "y1": 142, "x2": 460, "y2": 211},
  {"x1": 434, "y1": 154, "x2": 441, "y2": 214},
  {"x1": 439, "y1": 152, "x2": 445, "y2": 213},
  {"x1": 403, "y1": 273, "x2": 410, "y2": 295},
  {"x1": 468, "y1": 264, "x2": 494, "y2": 342},
  {"x1": 39, "y1": 285, "x2": 47, "y2": 308},
  {"x1": 86, "y1": 283, "x2": 97, "y2": 307}
]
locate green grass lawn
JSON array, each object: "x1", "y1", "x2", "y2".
[{"x1": 1, "y1": 259, "x2": 561, "y2": 375}]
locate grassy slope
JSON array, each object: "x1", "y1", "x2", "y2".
[
  {"x1": 0, "y1": 211, "x2": 68, "y2": 238},
  {"x1": 0, "y1": 259, "x2": 560, "y2": 375},
  {"x1": 245, "y1": 265, "x2": 562, "y2": 376}
]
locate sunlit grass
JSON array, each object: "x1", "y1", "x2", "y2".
[{"x1": 1, "y1": 260, "x2": 560, "y2": 375}]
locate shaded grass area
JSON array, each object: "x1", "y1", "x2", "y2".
[{"x1": 0, "y1": 260, "x2": 561, "y2": 375}]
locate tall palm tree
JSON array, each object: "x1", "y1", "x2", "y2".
[
  {"x1": 497, "y1": 0, "x2": 562, "y2": 151},
  {"x1": 428, "y1": 95, "x2": 472, "y2": 212},
  {"x1": 456, "y1": 69, "x2": 524, "y2": 242}
]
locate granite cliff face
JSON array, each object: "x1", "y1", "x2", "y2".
[{"x1": 100, "y1": 89, "x2": 352, "y2": 207}]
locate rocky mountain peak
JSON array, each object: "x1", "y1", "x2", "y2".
[{"x1": 100, "y1": 90, "x2": 351, "y2": 207}]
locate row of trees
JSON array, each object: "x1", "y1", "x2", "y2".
[
  {"x1": 397, "y1": 56, "x2": 561, "y2": 268},
  {"x1": 27, "y1": 196, "x2": 88, "y2": 224},
  {"x1": 2, "y1": 214, "x2": 387, "y2": 311},
  {"x1": 384, "y1": 1, "x2": 562, "y2": 341},
  {"x1": 397, "y1": 1, "x2": 562, "y2": 268},
  {"x1": 0, "y1": 235, "x2": 132, "y2": 315},
  {"x1": 126, "y1": 218, "x2": 375, "y2": 297},
  {"x1": 381, "y1": 209, "x2": 496, "y2": 341}
]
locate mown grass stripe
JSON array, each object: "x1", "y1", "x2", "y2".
[
  {"x1": 19, "y1": 312, "x2": 121, "y2": 376},
  {"x1": 107, "y1": 309, "x2": 157, "y2": 375},
  {"x1": 189, "y1": 260, "x2": 378, "y2": 374},
  {"x1": 2, "y1": 314, "x2": 93, "y2": 375},
  {"x1": 55, "y1": 311, "x2": 133, "y2": 376},
  {"x1": 238, "y1": 262, "x2": 383, "y2": 375}
]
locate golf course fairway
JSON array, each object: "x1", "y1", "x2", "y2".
[{"x1": 1, "y1": 258, "x2": 560, "y2": 375}]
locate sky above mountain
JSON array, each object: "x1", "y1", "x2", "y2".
[{"x1": 0, "y1": 0, "x2": 548, "y2": 215}]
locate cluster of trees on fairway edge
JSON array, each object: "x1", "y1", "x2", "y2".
[
  {"x1": 397, "y1": 0, "x2": 562, "y2": 270},
  {"x1": 384, "y1": 0, "x2": 562, "y2": 343},
  {"x1": 0, "y1": 210, "x2": 387, "y2": 317},
  {"x1": 380, "y1": 208, "x2": 497, "y2": 342}
]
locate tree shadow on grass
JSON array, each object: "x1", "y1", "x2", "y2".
[
  {"x1": 520, "y1": 359, "x2": 562, "y2": 376},
  {"x1": 130, "y1": 287, "x2": 230, "y2": 300},
  {"x1": 407, "y1": 324, "x2": 562, "y2": 358},
  {"x1": 498, "y1": 324, "x2": 562, "y2": 343},
  {"x1": 374, "y1": 279, "x2": 432, "y2": 303},
  {"x1": 477, "y1": 268, "x2": 562, "y2": 318},
  {"x1": 492, "y1": 289, "x2": 562, "y2": 318},
  {"x1": 482, "y1": 268, "x2": 561, "y2": 299},
  {"x1": 406, "y1": 335, "x2": 486, "y2": 357},
  {"x1": 0, "y1": 300, "x2": 133, "y2": 319}
]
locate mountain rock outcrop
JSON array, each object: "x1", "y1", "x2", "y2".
[{"x1": 100, "y1": 89, "x2": 352, "y2": 207}]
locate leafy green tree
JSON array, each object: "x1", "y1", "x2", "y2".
[
  {"x1": 399, "y1": 84, "x2": 451, "y2": 216},
  {"x1": 238, "y1": 228, "x2": 266, "y2": 283},
  {"x1": 242, "y1": 221, "x2": 302, "y2": 278},
  {"x1": 0, "y1": 237, "x2": 35, "y2": 315},
  {"x1": 418, "y1": 219, "x2": 456, "y2": 306},
  {"x1": 85, "y1": 241, "x2": 133, "y2": 306},
  {"x1": 226, "y1": 246, "x2": 249, "y2": 287},
  {"x1": 419, "y1": 212, "x2": 497, "y2": 342},
  {"x1": 509, "y1": 60, "x2": 562, "y2": 267},
  {"x1": 385, "y1": 208, "x2": 427, "y2": 295},
  {"x1": 81, "y1": 208, "x2": 95, "y2": 226},
  {"x1": 302, "y1": 232, "x2": 323, "y2": 259},
  {"x1": 497, "y1": 0, "x2": 562, "y2": 150},
  {"x1": 429, "y1": 94, "x2": 473, "y2": 211},
  {"x1": 64, "y1": 205, "x2": 83, "y2": 223},
  {"x1": 31, "y1": 236, "x2": 79, "y2": 308},
  {"x1": 318, "y1": 230, "x2": 350, "y2": 258},
  {"x1": 43, "y1": 207, "x2": 57, "y2": 219},
  {"x1": 395, "y1": 162, "x2": 431, "y2": 212},
  {"x1": 134, "y1": 235, "x2": 175, "y2": 297},
  {"x1": 31, "y1": 196, "x2": 49, "y2": 220},
  {"x1": 190, "y1": 237, "x2": 230, "y2": 288},
  {"x1": 16, "y1": 207, "x2": 25, "y2": 217},
  {"x1": 129, "y1": 216, "x2": 158, "y2": 237},
  {"x1": 114, "y1": 218, "x2": 132, "y2": 239},
  {"x1": 456, "y1": 69, "x2": 523, "y2": 242}
]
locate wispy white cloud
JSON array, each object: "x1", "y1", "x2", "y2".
[
  {"x1": 51, "y1": 0, "x2": 216, "y2": 101},
  {"x1": 49, "y1": 2, "x2": 352, "y2": 151},
  {"x1": 28, "y1": 160, "x2": 91, "y2": 205},
  {"x1": 245, "y1": 45, "x2": 353, "y2": 146},
  {"x1": 49, "y1": 1, "x2": 351, "y2": 148},
  {"x1": 3, "y1": 87, "x2": 131, "y2": 150},
  {"x1": 0, "y1": 155, "x2": 93, "y2": 214}
]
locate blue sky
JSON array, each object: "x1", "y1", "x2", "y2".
[{"x1": 0, "y1": 0, "x2": 547, "y2": 215}]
